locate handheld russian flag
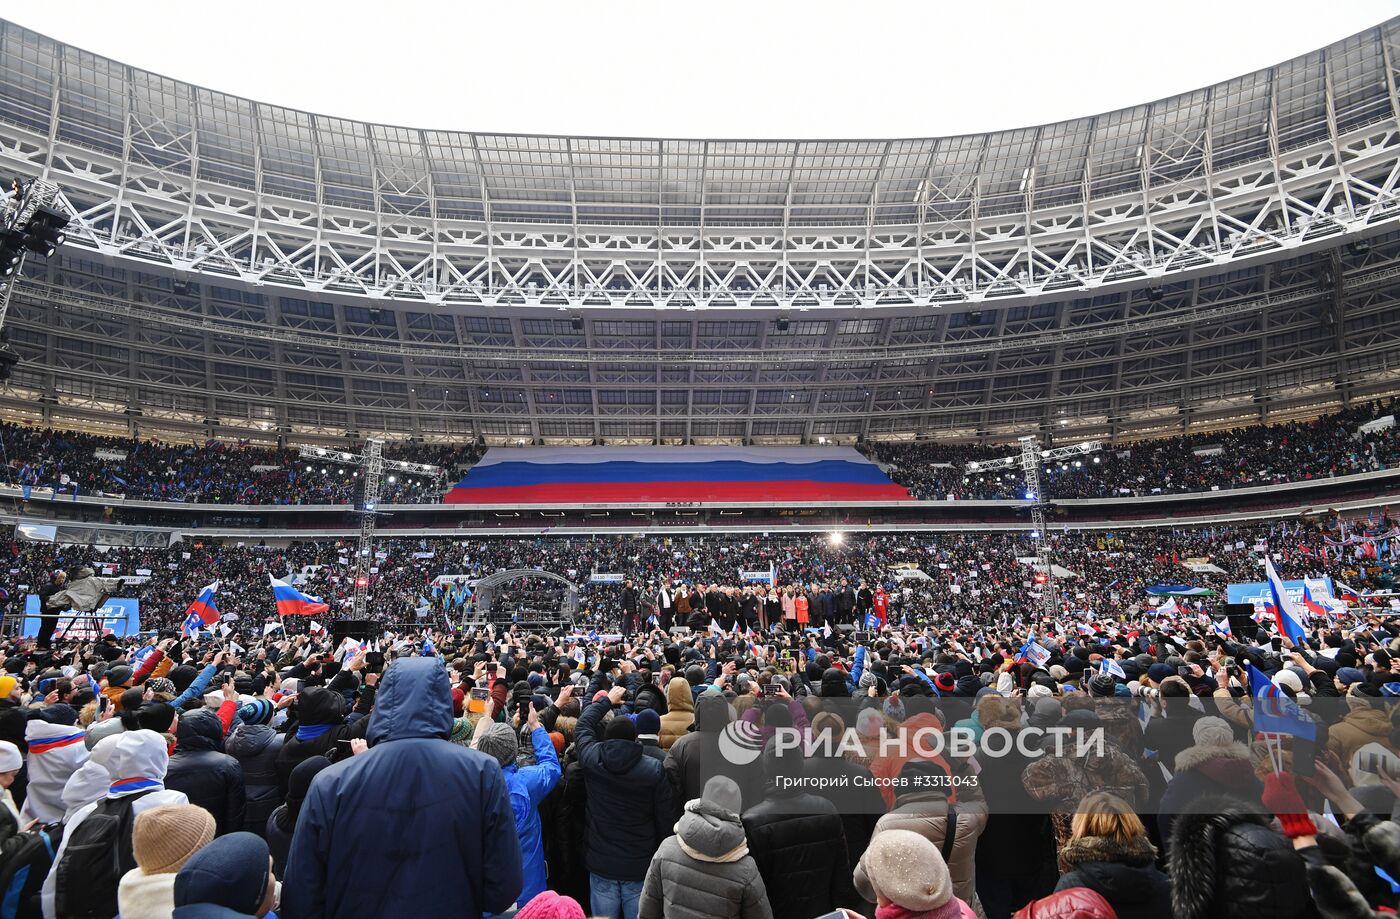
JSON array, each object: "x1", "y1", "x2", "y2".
[
  {"x1": 1100, "y1": 657, "x2": 1126, "y2": 680},
  {"x1": 1213, "y1": 618, "x2": 1232, "y2": 637},
  {"x1": 1301, "y1": 578, "x2": 1330, "y2": 617},
  {"x1": 270, "y1": 575, "x2": 329, "y2": 617},
  {"x1": 1334, "y1": 581, "x2": 1362, "y2": 604},
  {"x1": 1247, "y1": 663, "x2": 1316, "y2": 740},
  {"x1": 1264, "y1": 558, "x2": 1308, "y2": 644},
  {"x1": 1018, "y1": 640, "x2": 1051, "y2": 668},
  {"x1": 182, "y1": 582, "x2": 220, "y2": 635}
]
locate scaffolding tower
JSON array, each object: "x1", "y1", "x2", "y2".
[
  {"x1": 967, "y1": 437, "x2": 1103, "y2": 620},
  {"x1": 296, "y1": 441, "x2": 444, "y2": 619}
]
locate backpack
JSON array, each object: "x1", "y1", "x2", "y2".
[
  {"x1": 0, "y1": 824, "x2": 61, "y2": 919},
  {"x1": 53, "y1": 790, "x2": 154, "y2": 919}
]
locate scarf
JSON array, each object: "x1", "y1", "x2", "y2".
[
  {"x1": 296, "y1": 723, "x2": 333, "y2": 741},
  {"x1": 675, "y1": 835, "x2": 749, "y2": 864},
  {"x1": 875, "y1": 905, "x2": 946, "y2": 919}
]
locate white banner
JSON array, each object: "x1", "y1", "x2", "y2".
[{"x1": 591, "y1": 572, "x2": 625, "y2": 583}]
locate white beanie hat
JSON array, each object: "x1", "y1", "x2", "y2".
[
  {"x1": 1272, "y1": 670, "x2": 1304, "y2": 694},
  {"x1": 0, "y1": 740, "x2": 21, "y2": 772},
  {"x1": 1192, "y1": 716, "x2": 1234, "y2": 749}
]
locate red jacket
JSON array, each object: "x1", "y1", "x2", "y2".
[{"x1": 1014, "y1": 887, "x2": 1118, "y2": 919}]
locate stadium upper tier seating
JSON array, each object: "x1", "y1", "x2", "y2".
[{"x1": 2, "y1": 399, "x2": 1395, "y2": 506}]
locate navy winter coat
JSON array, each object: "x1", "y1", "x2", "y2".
[
  {"x1": 576, "y1": 698, "x2": 673, "y2": 882},
  {"x1": 280, "y1": 658, "x2": 523, "y2": 919}
]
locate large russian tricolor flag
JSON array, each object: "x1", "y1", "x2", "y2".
[{"x1": 443, "y1": 446, "x2": 912, "y2": 504}]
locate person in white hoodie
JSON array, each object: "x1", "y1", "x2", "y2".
[
  {"x1": 117, "y1": 804, "x2": 216, "y2": 919},
  {"x1": 41, "y1": 729, "x2": 189, "y2": 919},
  {"x1": 20, "y1": 717, "x2": 89, "y2": 825}
]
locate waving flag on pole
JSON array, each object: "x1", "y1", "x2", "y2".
[
  {"x1": 182, "y1": 582, "x2": 220, "y2": 635},
  {"x1": 270, "y1": 575, "x2": 329, "y2": 617},
  {"x1": 1247, "y1": 663, "x2": 1317, "y2": 740},
  {"x1": 1264, "y1": 557, "x2": 1308, "y2": 643},
  {"x1": 1301, "y1": 578, "x2": 1331, "y2": 617}
]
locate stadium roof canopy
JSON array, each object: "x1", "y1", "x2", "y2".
[{"x1": 1, "y1": 18, "x2": 1400, "y2": 445}]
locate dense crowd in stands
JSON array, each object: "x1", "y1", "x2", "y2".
[
  {"x1": 1, "y1": 400, "x2": 1398, "y2": 509},
  {"x1": 871, "y1": 400, "x2": 1400, "y2": 501},
  {"x1": 3, "y1": 536, "x2": 1400, "y2": 918},
  {"x1": 3, "y1": 512, "x2": 1398, "y2": 635},
  {"x1": 0, "y1": 423, "x2": 480, "y2": 505}
]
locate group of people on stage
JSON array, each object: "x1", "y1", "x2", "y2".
[{"x1": 617, "y1": 578, "x2": 891, "y2": 635}]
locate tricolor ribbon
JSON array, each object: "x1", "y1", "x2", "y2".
[
  {"x1": 110, "y1": 777, "x2": 161, "y2": 795},
  {"x1": 27, "y1": 732, "x2": 84, "y2": 755}
]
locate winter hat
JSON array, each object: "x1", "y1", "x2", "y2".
[
  {"x1": 238, "y1": 699, "x2": 275, "y2": 726},
  {"x1": 856, "y1": 707, "x2": 884, "y2": 739},
  {"x1": 1335, "y1": 667, "x2": 1366, "y2": 687},
  {"x1": 859, "y1": 828, "x2": 957, "y2": 915},
  {"x1": 1192, "y1": 716, "x2": 1235, "y2": 749},
  {"x1": 549, "y1": 731, "x2": 566, "y2": 756},
  {"x1": 1273, "y1": 670, "x2": 1304, "y2": 694},
  {"x1": 168, "y1": 665, "x2": 199, "y2": 693},
  {"x1": 933, "y1": 671, "x2": 956, "y2": 694},
  {"x1": 514, "y1": 890, "x2": 587, "y2": 919},
  {"x1": 1026, "y1": 683, "x2": 1052, "y2": 701},
  {"x1": 633, "y1": 708, "x2": 661, "y2": 737},
  {"x1": 1088, "y1": 673, "x2": 1117, "y2": 697},
  {"x1": 133, "y1": 804, "x2": 216, "y2": 874},
  {"x1": 451, "y1": 687, "x2": 465, "y2": 717},
  {"x1": 448, "y1": 718, "x2": 472, "y2": 746},
  {"x1": 173, "y1": 832, "x2": 270, "y2": 915},
  {"x1": 0, "y1": 741, "x2": 20, "y2": 772},
  {"x1": 475, "y1": 722, "x2": 519, "y2": 768},
  {"x1": 0, "y1": 676, "x2": 16, "y2": 700},
  {"x1": 701, "y1": 775, "x2": 743, "y2": 816},
  {"x1": 146, "y1": 678, "x2": 176, "y2": 696},
  {"x1": 107, "y1": 666, "x2": 133, "y2": 687},
  {"x1": 605, "y1": 717, "x2": 637, "y2": 742},
  {"x1": 134, "y1": 701, "x2": 178, "y2": 735},
  {"x1": 1147, "y1": 663, "x2": 1175, "y2": 685}
]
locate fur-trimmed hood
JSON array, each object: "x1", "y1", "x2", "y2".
[
  {"x1": 1057, "y1": 833, "x2": 1155, "y2": 874},
  {"x1": 1168, "y1": 797, "x2": 1312, "y2": 919},
  {"x1": 1173, "y1": 740, "x2": 1250, "y2": 774}
]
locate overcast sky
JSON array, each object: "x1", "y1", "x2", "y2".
[{"x1": 5, "y1": 1, "x2": 1397, "y2": 138}]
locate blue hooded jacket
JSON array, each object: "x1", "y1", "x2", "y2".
[
  {"x1": 499, "y1": 726, "x2": 562, "y2": 907},
  {"x1": 280, "y1": 658, "x2": 523, "y2": 919}
]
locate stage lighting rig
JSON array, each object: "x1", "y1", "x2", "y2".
[{"x1": 0, "y1": 179, "x2": 71, "y2": 351}]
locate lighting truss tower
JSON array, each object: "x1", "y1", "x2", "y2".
[
  {"x1": 296, "y1": 440, "x2": 444, "y2": 619},
  {"x1": 0, "y1": 179, "x2": 64, "y2": 332},
  {"x1": 966, "y1": 437, "x2": 1103, "y2": 620}
]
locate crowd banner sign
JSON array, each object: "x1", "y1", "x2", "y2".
[
  {"x1": 590, "y1": 572, "x2": 625, "y2": 583},
  {"x1": 1227, "y1": 577, "x2": 1335, "y2": 611}
]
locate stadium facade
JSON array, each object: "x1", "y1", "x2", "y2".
[{"x1": 0, "y1": 20, "x2": 1398, "y2": 452}]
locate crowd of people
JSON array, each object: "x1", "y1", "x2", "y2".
[
  {"x1": 0, "y1": 567, "x2": 1399, "y2": 918},
  {"x1": 869, "y1": 399, "x2": 1400, "y2": 500},
  {"x1": 0, "y1": 423, "x2": 479, "y2": 505},
  {"x1": 0, "y1": 399, "x2": 1397, "y2": 509},
  {"x1": 4, "y1": 511, "x2": 1398, "y2": 635}
]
